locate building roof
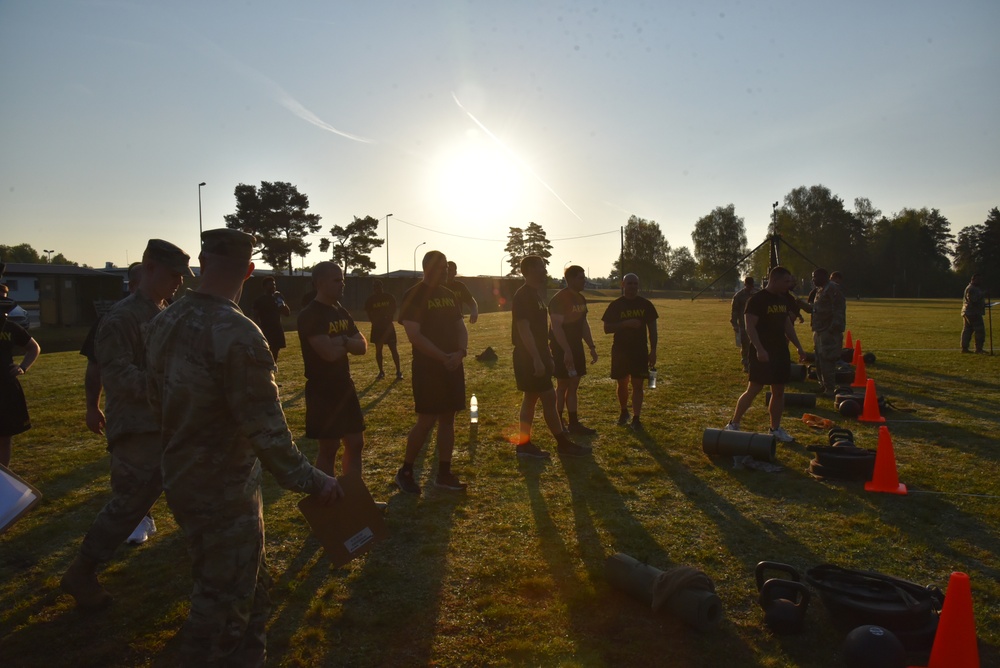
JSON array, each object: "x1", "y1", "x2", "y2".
[{"x1": 2, "y1": 262, "x2": 119, "y2": 277}]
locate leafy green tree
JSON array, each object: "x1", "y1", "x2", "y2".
[
  {"x1": 869, "y1": 207, "x2": 955, "y2": 297},
  {"x1": 754, "y1": 185, "x2": 872, "y2": 285},
  {"x1": 666, "y1": 246, "x2": 699, "y2": 289},
  {"x1": 318, "y1": 215, "x2": 384, "y2": 275},
  {"x1": 223, "y1": 181, "x2": 321, "y2": 274},
  {"x1": 524, "y1": 222, "x2": 552, "y2": 265},
  {"x1": 691, "y1": 204, "x2": 749, "y2": 283},
  {"x1": 610, "y1": 215, "x2": 670, "y2": 287},
  {"x1": 953, "y1": 207, "x2": 1000, "y2": 289},
  {"x1": 504, "y1": 227, "x2": 526, "y2": 276},
  {"x1": 0, "y1": 243, "x2": 76, "y2": 265}
]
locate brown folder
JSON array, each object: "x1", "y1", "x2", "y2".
[{"x1": 297, "y1": 473, "x2": 387, "y2": 568}]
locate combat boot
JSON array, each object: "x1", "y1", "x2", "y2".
[{"x1": 60, "y1": 555, "x2": 112, "y2": 609}]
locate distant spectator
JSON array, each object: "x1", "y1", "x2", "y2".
[
  {"x1": 253, "y1": 277, "x2": 290, "y2": 362},
  {"x1": 1, "y1": 292, "x2": 40, "y2": 468},
  {"x1": 961, "y1": 273, "x2": 987, "y2": 354}
]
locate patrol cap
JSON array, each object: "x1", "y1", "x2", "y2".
[
  {"x1": 143, "y1": 239, "x2": 194, "y2": 277},
  {"x1": 201, "y1": 228, "x2": 255, "y2": 261}
]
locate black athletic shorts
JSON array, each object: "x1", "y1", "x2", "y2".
[
  {"x1": 550, "y1": 338, "x2": 587, "y2": 380},
  {"x1": 412, "y1": 358, "x2": 465, "y2": 415},
  {"x1": 513, "y1": 347, "x2": 554, "y2": 393},
  {"x1": 748, "y1": 346, "x2": 791, "y2": 385},
  {"x1": 304, "y1": 379, "x2": 365, "y2": 439},
  {"x1": 0, "y1": 376, "x2": 31, "y2": 437},
  {"x1": 610, "y1": 344, "x2": 649, "y2": 380},
  {"x1": 370, "y1": 322, "x2": 397, "y2": 346}
]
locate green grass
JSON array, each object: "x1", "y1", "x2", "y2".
[{"x1": 1, "y1": 297, "x2": 998, "y2": 667}]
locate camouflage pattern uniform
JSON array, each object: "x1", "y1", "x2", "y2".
[
  {"x1": 79, "y1": 291, "x2": 163, "y2": 563},
  {"x1": 146, "y1": 289, "x2": 326, "y2": 667},
  {"x1": 810, "y1": 280, "x2": 847, "y2": 393},
  {"x1": 961, "y1": 281, "x2": 986, "y2": 352},
  {"x1": 731, "y1": 285, "x2": 756, "y2": 372}
]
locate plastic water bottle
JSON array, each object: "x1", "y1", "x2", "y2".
[
  {"x1": 470, "y1": 394, "x2": 478, "y2": 423},
  {"x1": 648, "y1": 368, "x2": 657, "y2": 389}
]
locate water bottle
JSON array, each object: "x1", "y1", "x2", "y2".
[
  {"x1": 470, "y1": 394, "x2": 478, "y2": 423},
  {"x1": 648, "y1": 368, "x2": 657, "y2": 389}
]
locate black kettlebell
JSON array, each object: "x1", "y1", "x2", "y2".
[
  {"x1": 754, "y1": 561, "x2": 800, "y2": 599},
  {"x1": 759, "y1": 579, "x2": 810, "y2": 634}
]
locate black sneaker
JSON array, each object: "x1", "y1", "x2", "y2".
[
  {"x1": 377, "y1": 371, "x2": 385, "y2": 380},
  {"x1": 568, "y1": 422, "x2": 597, "y2": 436},
  {"x1": 396, "y1": 370, "x2": 404, "y2": 379},
  {"x1": 617, "y1": 410, "x2": 630, "y2": 426},
  {"x1": 556, "y1": 436, "x2": 591, "y2": 457},
  {"x1": 434, "y1": 471, "x2": 468, "y2": 491},
  {"x1": 516, "y1": 442, "x2": 552, "y2": 459},
  {"x1": 394, "y1": 468, "x2": 421, "y2": 494},
  {"x1": 630, "y1": 416, "x2": 643, "y2": 431}
]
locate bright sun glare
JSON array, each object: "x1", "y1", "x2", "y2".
[{"x1": 434, "y1": 129, "x2": 524, "y2": 223}]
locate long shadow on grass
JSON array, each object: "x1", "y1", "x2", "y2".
[
  {"x1": 511, "y1": 457, "x2": 765, "y2": 667},
  {"x1": 1, "y1": 530, "x2": 190, "y2": 668},
  {"x1": 266, "y1": 450, "x2": 467, "y2": 666},
  {"x1": 551, "y1": 455, "x2": 768, "y2": 667},
  {"x1": 629, "y1": 431, "x2": 852, "y2": 667}
]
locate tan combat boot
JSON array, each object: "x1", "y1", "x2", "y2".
[{"x1": 60, "y1": 555, "x2": 113, "y2": 609}]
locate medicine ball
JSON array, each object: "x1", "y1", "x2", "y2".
[
  {"x1": 841, "y1": 625, "x2": 905, "y2": 668},
  {"x1": 839, "y1": 399, "x2": 861, "y2": 418},
  {"x1": 863, "y1": 352, "x2": 876, "y2": 364}
]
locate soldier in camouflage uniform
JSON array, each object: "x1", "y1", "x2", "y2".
[
  {"x1": 807, "y1": 268, "x2": 846, "y2": 395},
  {"x1": 961, "y1": 273, "x2": 987, "y2": 354},
  {"x1": 145, "y1": 228, "x2": 342, "y2": 667},
  {"x1": 61, "y1": 239, "x2": 192, "y2": 609},
  {"x1": 730, "y1": 276, "x2": 757, "y2": 373}
]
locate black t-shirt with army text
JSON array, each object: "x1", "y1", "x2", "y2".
[
  {"x1": 398, "y1": 283, "x2": 462, "y2": 362},
  {"x1": 364, "y1": 292, "x2": 397, "y2": 327},
  {"x1": 744, "y1": 289, "x2": 791, "y2": 355},
  {"x1": 296, "y1": 300, "x2": 359, "y2": 383},
  {"x1": 601, "y1": 296, "x2": 658, "y2": 350},
  {"x1": 511, "y1": 284, "x2": 548, "y2": 350},
  {"x1": 548, "y1": 288, "x2": 587, "y2": 344}
]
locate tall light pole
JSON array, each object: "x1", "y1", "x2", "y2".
[
  {"x1": 198, "y1": 182, "x2": 207, "y2": 244},
  {"x1": 43, "y1": 249, "x2": 54, "y2": 263},
  {"x1": 500, "y1": 253, "x2": 510, "y2": 278},
  {"x1": 385, "y1": 213, "x2": 393, "y2": 274},
  {"x1": 413, "y1": 241, "x2": 426, "y2": 273}
]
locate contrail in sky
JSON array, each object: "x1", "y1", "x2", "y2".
[
  {"x1": 452, "y1": 93, "x2": 582, "y2": 221},
  {"x1": 197, "y1": 33, "x2": 371, "y2": 143}
]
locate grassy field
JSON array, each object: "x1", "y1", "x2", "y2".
[{"x1": 1, "y1": 296, "x2": 998, "y2": 667}]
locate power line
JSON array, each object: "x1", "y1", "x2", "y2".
[{"x1": 305, "y1": 216, "x2": 619, "y2": 243}]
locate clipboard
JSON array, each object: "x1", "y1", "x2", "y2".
[
  {"x1": 297, "y1": 473, "x2": 388, "y2": 568},
  {"x1": 0, "y1": 463, "x2": 42, "y2": 535}
]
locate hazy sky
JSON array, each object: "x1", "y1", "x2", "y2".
[{"x1": 2, "y1": 0, "x2": 997, "y2": 278}]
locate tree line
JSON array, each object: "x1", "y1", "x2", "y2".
[
  {"x1": 608, "y1": 185, "x2": 998, "y2": 298},
  {"x1": 18, "y1": 179, "x2": 975, "y2": 298}
]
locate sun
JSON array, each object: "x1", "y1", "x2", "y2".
[{"x1": 433, "y1": 129, "x2": 525, "y2": 222}]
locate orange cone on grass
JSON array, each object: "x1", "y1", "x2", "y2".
[
  {"x1": 865, "y1": 425, "x2": 906, "y2": 495},
  {"x1": 852, "y1": 339, "x2": 863, "y2": 366},
  {"x1": 845, "y1": 330, "x2": 853, "y2": 349},
  {"x1": 851, "y1": 352, "x2": 868, "y2": 388},
  {"x1": 911, "y1": 572, "x2": 980, "y2": 668},
  {"x1": 858, "y1": 378, "x2": 885, "y2": 423}
]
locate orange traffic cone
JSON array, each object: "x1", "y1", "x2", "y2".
[
  {"x1": 858, "y1": 378, "x2": 885, "y2": 423},
  {"x1": 852, "y1": 339, "x2": 863, "y2": 366},
  {"x1": 865, "y1": 425, "x2": 906, "y2": 494},
  {"x1": 845, "y1": 330, "x2": 854, "y2": 349},
  {"x1": 915, "y1": 572, "x2": 980, "y2": 668},
  {"x1": 851, "y1": 352, "x2": 868, "y2": 388}
]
